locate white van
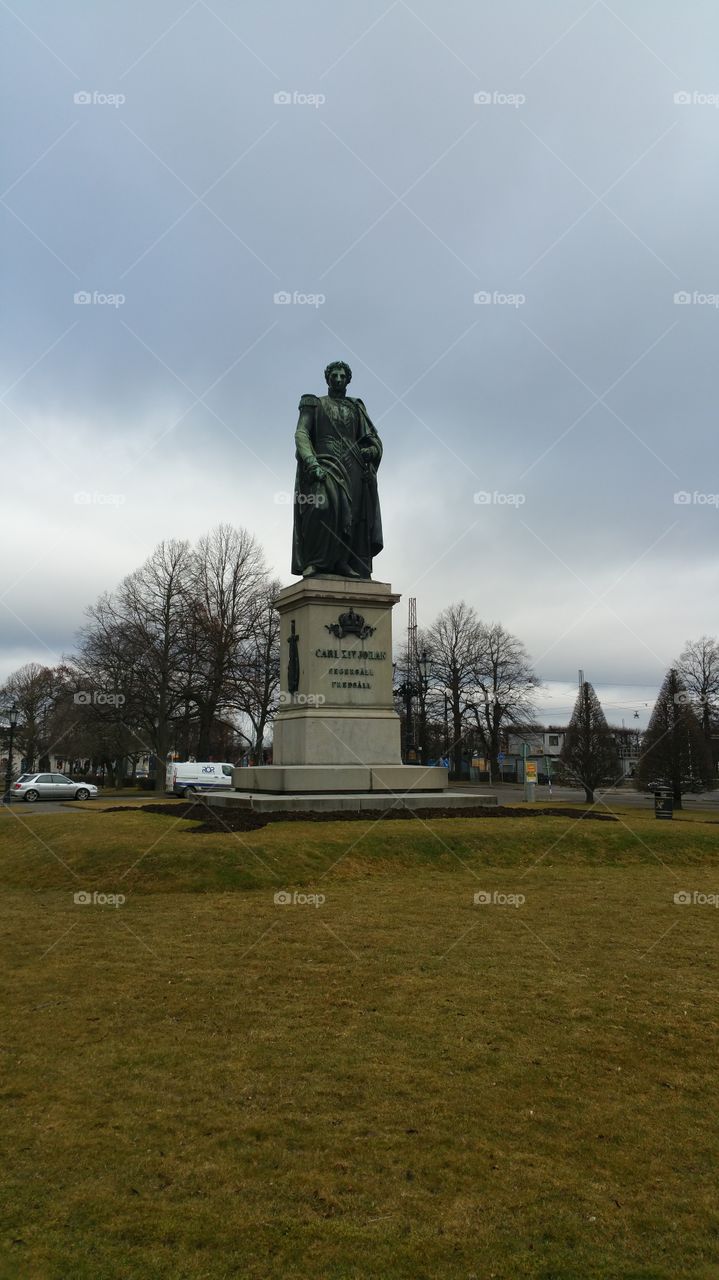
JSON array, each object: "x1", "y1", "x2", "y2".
[{"x1": 166, "y1": 761, "x2": 235, "y2": 797}]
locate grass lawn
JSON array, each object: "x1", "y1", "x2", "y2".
[{"x1": 1, "y1": 804, "x2": 719, "y2": 1278}]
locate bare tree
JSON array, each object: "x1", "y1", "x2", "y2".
[
  {"x1": 68, "y1": 526, "x2": 271, "y2": 776},
  {"x1": 676, "y1": 636, "x2": 719, "y2": 743},
  {"x1": 188, "y1": 525, "x2": 267, "y2": 758},
  {"x1": 468, "y1": 623, "x2": 541, "y2": 779},
  {"x1": 114, "y1": 539, "x2": 194, "y2": 772},
  {"x1": 72, "y1": 600, "x2": 143, "y2": 784},
  {"x1": 0, "y1": 663, "x2": 58, "y2": 771},
  {"x1": 231, "y1": 578, "x2": 281, "y2": 763},
  {"x1": 425, "y1": 602, "x2": 482, "y2": 776}
]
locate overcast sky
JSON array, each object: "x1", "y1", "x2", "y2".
[{"x1": 1, "y1": 0, "x2": 717, "y2": 726}]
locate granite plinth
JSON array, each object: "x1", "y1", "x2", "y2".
[
  {"x1": 272, "y1": 576, "x2": 402, "y2": 767},
  {"x1": 240, "y1": 576, "x2": 458, "y2": 814},
  {"x1": 231, "y1": 763, "x2": 449, "y2": 793},
  {"x1": 206, "y1": 789, "x2": 498, "y2": 814}
]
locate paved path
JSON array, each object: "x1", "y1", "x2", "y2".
[
  {"x1": 0, "y1": 792, "x2": 171, "y2": 816},
  {"x1": 1, "y1": 786, "x2": 716, "y2": 816},
  {"x1": 453, "y1": 782, "x2": 719, "y2": 809}
]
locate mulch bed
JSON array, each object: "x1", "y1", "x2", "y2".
[{"x1": 101, "y1": 800, "x2": 619, "y2": 834}]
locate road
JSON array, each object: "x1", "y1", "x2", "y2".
[
  {"x1": 0, "y1": 794, "x2": 167, "y2": 816},
  {"x1": 1, "y1": 787, "x2": 717, "y2": 815},
  {"x1": 454, "y1": 782, "x2": 719, "y2": 809}
]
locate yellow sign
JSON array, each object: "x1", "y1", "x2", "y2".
[{"x1": 525, "y1": 761, "x2": 538, "y2": 783}]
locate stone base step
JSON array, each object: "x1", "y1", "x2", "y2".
[{"x1": 203, "y1": 789, "x2": 498, "y2": 814}]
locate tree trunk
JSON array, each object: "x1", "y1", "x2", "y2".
[
  {"x1": 452, "y1": 710, "x2": 462, "y2": 777},
  {"x1": 197, "y1": 708, "x2": 213, "y2": 760}
]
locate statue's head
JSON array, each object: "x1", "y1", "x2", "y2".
[{"x1": 324, "y1": 360, "x2": 352, "y2": 394}]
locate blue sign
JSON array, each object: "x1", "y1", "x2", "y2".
[{"x1": 497, "y1": 752, "x2": 505, "y2": 764}]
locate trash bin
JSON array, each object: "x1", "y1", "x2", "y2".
[{"x1": 655, "y1": 787, "x2": 673, "y2": 820}]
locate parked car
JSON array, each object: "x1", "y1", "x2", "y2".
[
  {"x1": 10, "y1": 773, "x2": 99, "y2": 803},
  {"x1": 165, "y1": 761, "x2": 235, "y2": 797}
]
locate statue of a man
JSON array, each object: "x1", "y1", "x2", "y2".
[{"x1": 291, "y1": 360, "x2": 383, "y2": 579}]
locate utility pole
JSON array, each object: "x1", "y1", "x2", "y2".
[
  {"x1": 394, "y1": 599, "x2": 426, "y2": 765},
  {"x1": 406, "y1": 597, "x2": 417, "y2": 762}
]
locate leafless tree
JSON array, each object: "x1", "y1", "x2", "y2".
[
  {"x1": 425, "y1": 602, "x2": 483, "y2": 775},
  {"x1": 0, "y1": 662, "x2": 59, "y2": 771},
  {"x1": 72, "y1": 597, "x2": 145, "y2": 783},
  {"x1": 231, "y1": 577, "x2": 281, "y2": 763},
  {"x1": 676, "y1": 635, "x2": 719, "y2": 743},
  {"x1": 468, "y1": 623, "x2": 541, "y2": 779},
  {"x1": 115, "y1": 538, "x2": 194, "y2": 769},
  {"x1": 187, "y1": 525, "x2": 267, "y2": 758}
]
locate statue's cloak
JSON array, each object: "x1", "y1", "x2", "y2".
[{"x1": 291, "y1": 394, "x2": 383, "y2": 578}]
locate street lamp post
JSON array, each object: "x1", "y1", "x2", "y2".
[
  {"x1": 417, "y1": 650, "x2": 429, "y2": 763},
  {"x1": 394, "y1": 651, "x2": 429, "y2": 765},
  {"x1": 404, "y1": 680, "x2": 415, "y2": 762},
  {"x1": 3, "y1": 704, "x2": 19, "y2": 805}
]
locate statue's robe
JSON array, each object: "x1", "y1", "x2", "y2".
[{"x1": 291, "y1": 393, "x2": 383, "y2": 578}]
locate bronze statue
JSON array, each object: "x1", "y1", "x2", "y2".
[{"x1": 291, "y1": 361, "x2": 383, "y2": 579}]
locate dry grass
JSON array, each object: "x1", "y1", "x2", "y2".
[{"x1": 1, "y1": 806, "x2": 719, "y2": 1278}]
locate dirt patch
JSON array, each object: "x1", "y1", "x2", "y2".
[{"x1": 102, "y1": 800, "x2": 619, "y2": 834}]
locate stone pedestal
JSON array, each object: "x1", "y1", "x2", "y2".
[{"x1": 232, "y1": 576, "x2": 450, "y2": 796}]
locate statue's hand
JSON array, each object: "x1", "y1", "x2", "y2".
[{"x1": 310, "y1": 463, "x2": 326, "y2": 482}]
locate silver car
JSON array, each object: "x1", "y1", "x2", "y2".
[{"x1": 11, "y1": 773, "x2": 99, "y2": 803}]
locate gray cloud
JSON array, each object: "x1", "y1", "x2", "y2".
[{"x1": 1, "y1": 0, "x2": 718, "y2": 724}]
